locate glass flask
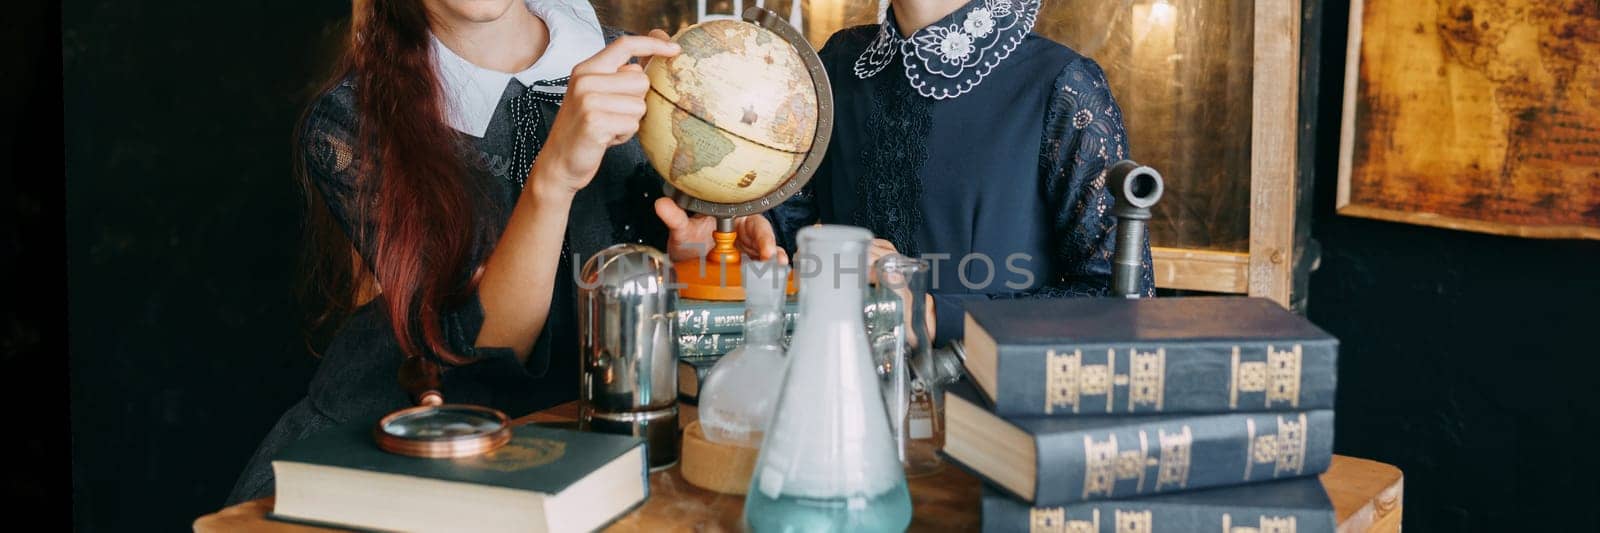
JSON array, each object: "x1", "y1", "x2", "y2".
[
  {"x1": 697, "y1": 259, "x2": 791, "y2": 447},
  {"x1": 870, "y1": 254, "x2": 944, "y2": 477},
  {"x1": 744, "y1": 225, "x2": 913, "y2": 532}
]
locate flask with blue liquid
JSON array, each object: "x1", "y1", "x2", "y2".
[{"x1": 743, "y1": 225, "x2": 913, "y2": 532}]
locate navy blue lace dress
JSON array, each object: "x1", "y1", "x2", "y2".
[{"x1": 768, "y1": 0, "x2": 1154, "y2": 345}]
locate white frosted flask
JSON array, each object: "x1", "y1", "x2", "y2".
[{"x1": 743, "y1": 225, "x2": 912, "y2": 532}]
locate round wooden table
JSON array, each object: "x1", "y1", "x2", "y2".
[{"x1": 196, "y1": 402, "x2": 1403, "y2": 532}]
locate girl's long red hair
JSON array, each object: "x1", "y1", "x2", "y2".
[{"x1": 298, "y1": 0, "x2": 488, "y2": 365}]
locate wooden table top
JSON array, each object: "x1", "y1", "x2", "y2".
[{"x1": 196, "y1": 402, "x2": 1403, "y2": 532}]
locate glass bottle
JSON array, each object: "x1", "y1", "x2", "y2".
[
  {"x1": 698, "y1": 259, "x2": 790, "y2": 447},
  {"x1": 744, "y1": 225, "x2": 913, "y2": 532},
  {"x1": 871, "y1": 254, "x2": 944, "y2": 477}
]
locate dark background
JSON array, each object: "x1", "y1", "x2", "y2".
[{"x1": 44, "y1": 0, "x2": 1600, "y2": 531}]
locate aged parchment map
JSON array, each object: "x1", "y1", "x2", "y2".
[{"x1": 1340, "y1": 0, "x2": 1600, "y2": 239}]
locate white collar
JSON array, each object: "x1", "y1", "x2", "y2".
[
  {"x1": 854, "y1": 0, "x2": 1040, "y2": 100},
  {"x1": 432, "y1": 0, "x2": 605, "y2": 137}
]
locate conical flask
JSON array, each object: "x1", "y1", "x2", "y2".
[
  {"x1": 698, "y1": 259, "x2": 791, "y2": 447},
  {"x1": 744, "y1": 225, "x2": 913, "y2": 532}
]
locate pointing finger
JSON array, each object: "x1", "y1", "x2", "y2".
[{"x1": 574, "y1": 35, "x2": 680, "y2": 75}]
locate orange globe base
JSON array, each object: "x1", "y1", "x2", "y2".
[{"x1": 674, "y1": 230, "x2": 797, "y2": 301}]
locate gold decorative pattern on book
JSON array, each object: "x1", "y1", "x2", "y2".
[
  {"x1": 1222, "y1": 513, "x2": 1298, "y2": 533},
  {"x1": 1243, "y1": 413, "x2": 1310, "y2": 480},
  {"x1": 1047, "y1": 348, "x2": 1168, "y2": 414},
  {"x1": 1128, "y1": 348, "x2": 1165, "y2": 411},
  {"x1": 1029, "y1": 508, "x2": 1098, "y2": 533},
  {"x1": 1046, "y1": 350, "x2": 1084, "y2": 414},
  {"x1": 1229, "y1": 344, "x2": 1304, "y2": 409},
  {"x1": 458, "y1": 436, "x2": 567, "y2": 472},
  {"x1": 1114, "y1": 509, "x2": 1153, "y2": 533},
  {"x1": 1155, "y1": 427, "x2": 1193, "y2": 490},
  {"x1": 1082, "y1": 433, "x2": 1120, "y2": 499},
  {"x1": 1082, "y1": 426, "x2": 1194, "y2": 499}
]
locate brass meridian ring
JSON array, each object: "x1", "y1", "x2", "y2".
[{"x1": 664, "y1": 6, "x2": 835, "y2": 220}]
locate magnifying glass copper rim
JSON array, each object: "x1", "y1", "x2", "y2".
[{"x1": 373, "y1": 403, "x2": 513, "y2": 459}]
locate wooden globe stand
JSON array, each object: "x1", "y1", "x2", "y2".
[{"x1": 675, "y1": 217, "x2": 798, "y2": 301}]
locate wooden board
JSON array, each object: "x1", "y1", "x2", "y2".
[
  {"x1": 1151, "y1": 247, "x2": 1250, "y2": 293},
  {"x1": 197, "y1": 401, "x2": 1403, "y2": 532},
  {"x1": 1337, "y1": 0, "x2": 1600, "y2": 240},
  {"x1": 1249, "y1": 0, "x2": 1302, "y2": 306}
]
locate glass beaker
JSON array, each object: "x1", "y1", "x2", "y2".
[
  {"x1": 744, "y1": 225, "x2": 912, "y2": 532},
  {"x1": 698, "y1": 259, "x2": 790, "y2": 447},
  {"x1": 871, "y1": 254, "x2": 944, "y2": 477}
]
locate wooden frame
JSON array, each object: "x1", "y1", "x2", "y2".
[
  {"x1": 1334, "y1": 0, "x2": 1600, "y2": 241},
  {"x1": 1151, "y1": 0, "x2": 1303, "y2": 308}
]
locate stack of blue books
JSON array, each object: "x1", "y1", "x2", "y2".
[{"x1": 945, "y1": 297, "x2": 1339, "y2": 532}]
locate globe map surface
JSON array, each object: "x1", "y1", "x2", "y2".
[{"x1": 639, "y1": 19, "x2": 820, "y2": 206}]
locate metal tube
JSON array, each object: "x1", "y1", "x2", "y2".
[{"x1": 1107, "y1": 161, "x2": 1165, "y2": 299}]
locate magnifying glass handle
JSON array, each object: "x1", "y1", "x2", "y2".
[{"x1": 399, "y1": 355, "x2": 443, "y2": 406}]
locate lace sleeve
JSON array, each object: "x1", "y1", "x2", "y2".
[
  {"x1": 301, "y1": 80, "x2": 373, "y2": 260},
  {"x1": 1032, "y1": 56, "x2": 1153, "y2": 298}
]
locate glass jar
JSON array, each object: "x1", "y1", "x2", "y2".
[
  {"x1": 744, "y1": 225, "x2": 912, "y2": 532},
  {"x1": 871, "y1": 254, "x2": 944, "y2": 477},
  {"x1": 697, "y1": 259, "x2": 790, "y2": 447}
]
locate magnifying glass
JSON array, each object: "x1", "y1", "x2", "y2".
[{"x1": 374, "y1": 356, "x2": 512, "y2": 458}]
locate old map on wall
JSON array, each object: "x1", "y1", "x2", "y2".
[{"x1": 1338, "y1": 0, "x2": 1600, "y2": 239}]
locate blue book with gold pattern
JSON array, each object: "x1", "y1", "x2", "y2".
[
  {"x1": 944, "y1": 382, "x2": 1334, "y2": 506},
  {"x1": 961, "y1": 297, "x2": 1337, "y2": 416},
  {"x1": 981, "y1": 477, "x2": 1335, "y2": 532}
]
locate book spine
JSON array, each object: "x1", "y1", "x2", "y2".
[
  {"x1": 678, "y1": 333, "x2": 746, "y2": 357},
  {"x1": 993, "y1": 339, "x2": 1337, "y2": 415},
  {"x1": 676, "y1": 296, "x2": 900, "y2": 335},
  {"x1": 980, "y1": 486, "x2": 1335, "y2": 533},
  {"x1": 676, "y1": 302, "x2": 799, "y2": 335},
  {"x1": 1029, "y1": 410, "x2": 1334, "y2": 506},
  {"x1": 678, "y1": 356, "x2": 720, "y2": 401}
]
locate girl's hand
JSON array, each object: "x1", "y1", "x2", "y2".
[
  {"x1": 529, "y1": 31, "x2": 679, "y2": 198},
  {"x1": 654, "y1": 198, "x2": 785, "y2": 263},
  {"x1": 866, "y1": 239, "x2": 938, "y2": 341}
]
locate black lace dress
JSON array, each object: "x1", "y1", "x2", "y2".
[
  {"x1": 226, "y1": 31, "x2": 666, "y2": 504},
  {"x1": 768, "y1": 0, "x2": 1154, "y2": 345}
]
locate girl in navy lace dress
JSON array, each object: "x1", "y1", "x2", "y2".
[{"x1": 768, "y1": 0, "x2": 1154, "y2": 345}]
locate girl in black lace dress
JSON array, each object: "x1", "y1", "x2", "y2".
[
  {"x1": 227, "y1": 0, "x2": 775, "y2": 503},
  {"x1": 768, "y1": 0, "x2": 1155, "y2": 345}
]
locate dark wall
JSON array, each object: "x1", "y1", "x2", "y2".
[
  {"x1": 1310, "y1": 2, "x2": 1600, "y2": 531},
  {"x1": 65, "y1": 1, "x2": 348, "y2": 530},
  {"x1": 60, "y1": 1, "x2": 1600, "y2": 532},
  {"x1": 7, "y1": 0, "x2": 69, "y2": 524}
]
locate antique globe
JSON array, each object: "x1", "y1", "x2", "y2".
[{"x1": 638, "y1": 7, "x2": 832, "y2": 300}]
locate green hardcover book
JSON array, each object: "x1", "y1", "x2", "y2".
[
  {"x1": 271, "y1": 419, "x2": 647, "y2": 533},
  {"x1": 676, "y1": 293, "x2": 900, "y2": 335},
  {"x1": 678, "y1": 332, "x2": 749, "y2": 357},
  {"x1": 678, "y1": 355, "x2": 721, "y2": 402},
  {"x1": 676, "y1": 298, "x2": 799, "y2": 335}
]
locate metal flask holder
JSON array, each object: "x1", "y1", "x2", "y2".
[{"x1": 578, "y1": 244, "x2": 680, "y2": 469}]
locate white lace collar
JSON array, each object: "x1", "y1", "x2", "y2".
[
  {"x1": 854, "y1": 0, "x2": 1040, "y2": 100},
  {"x1": 432, "y1": 0, "x2": 605, "y2": 137}
]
